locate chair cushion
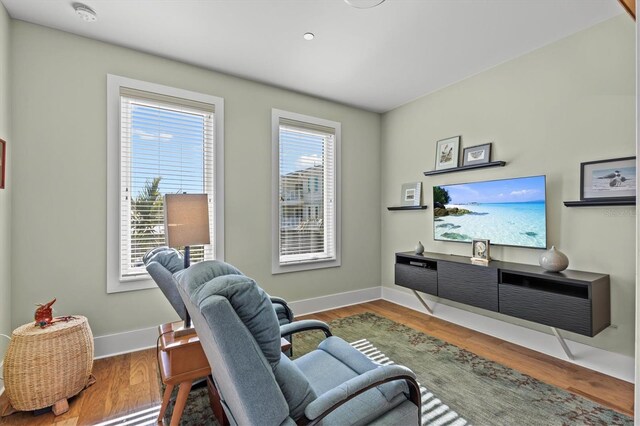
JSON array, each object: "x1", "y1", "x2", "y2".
[
  {"x1": 294, "y1": 337, "x2": 410, "y2": 425},
  {"x1": 143, "y1": 246, "x2": 184, "y2": 273},
  {"x1": 273, "y1": 354, "x2": 317, "y2": 420},
  {"x1": 176, "y1": 267, "x2": 282, "y2": 366}
]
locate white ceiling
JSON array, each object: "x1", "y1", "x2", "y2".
[{"x1": 0, "y1": 0, "x2": 624, "y2": 113}]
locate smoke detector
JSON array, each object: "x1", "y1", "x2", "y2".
[
  {"x1": 73, "y1": 3, "x2": 97, "y2": 22},
  {"x1": 344, "y1": 0, "x2": 386, "y2": 8}
]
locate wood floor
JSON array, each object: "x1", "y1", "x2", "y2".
[{"x1": 0, "y1": 299, "x2": 634, "y2": 424}]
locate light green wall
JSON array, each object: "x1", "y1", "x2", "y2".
[
  {"x1": 0, "y1": 3, "x2": 11, "y2": 361},
  {"x1": 10, "y1": 21, "x2": 381, "y2": 337},
  {"x1": 381, "y1": 15, "x2": 636, "y2": 357}
]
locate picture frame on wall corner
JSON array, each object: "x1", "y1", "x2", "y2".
[
  {"x1": 400, "y1": 182, "x2": 422, "y2": 206},
  {"x1": 0, "y1": 139, "x2": 5, "y2": 189},
  {"x1": 462, "y1": 143, "x2": 492, "y2": 167},
  {"x1": 435, "y1": 136, "x2": 460, "y2": 171},
  {"x1": 580, "y1": 156, "x2": 636, "y2": 201}
]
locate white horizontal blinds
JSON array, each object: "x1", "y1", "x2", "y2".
[
  {"x1": 120, "y1": 87, "x2": 215, "y2": 278},
  {"x1": 278, "y1": 117, "x2": 336, "y2": 265}
]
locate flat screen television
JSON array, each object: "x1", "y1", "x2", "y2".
[{"x1": 433, "y1": 175, "x2": 547, "y2": 249}]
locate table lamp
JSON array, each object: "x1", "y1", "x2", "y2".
[{"x1": 164, "y1": 193, "x2": 210, "y2": 333}]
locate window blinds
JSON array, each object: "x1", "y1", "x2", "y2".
[
  {"x1": 278, "y1": 118, "x2": 336, "y2": 265},
  {"x1": 119, "y1": 87, "x2": 215, "y2": 278}
]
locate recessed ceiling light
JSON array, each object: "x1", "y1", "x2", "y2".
[
  {"x1": 73, "y1": 3, "x2": 97, "y2": 22},
  {"x1": 344, "y1": 0, "x2": 386, "y2": 8},
  {"x1": 303, "y1": 32, "x2": 315, "y2": 41}
]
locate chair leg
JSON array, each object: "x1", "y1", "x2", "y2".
[
  {"x1": 170, "y1": 381, "x2": 193, "y2": 426},
  {"x1": 157, "y1": 383, "x2": 174, "y2": 423}
]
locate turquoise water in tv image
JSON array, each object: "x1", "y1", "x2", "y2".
[{"x1": 434, "y1": 176, "x2": 547, "y2": 249}]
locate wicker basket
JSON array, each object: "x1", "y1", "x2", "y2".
[{"x1": 3, "y1": 316, "x2": 94, "y2": 411}]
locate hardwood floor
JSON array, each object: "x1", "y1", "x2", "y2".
[{"x1": 0, "y1": 299, "x2": 634, "y2": 424}]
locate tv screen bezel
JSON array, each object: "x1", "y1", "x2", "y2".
[{"x1": 433, "y1": 174, "x2": 548, "y2": 250}]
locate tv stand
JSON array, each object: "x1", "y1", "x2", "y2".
[{"x1": 395, "y1": 252, "x2": 610, "y2": 359}]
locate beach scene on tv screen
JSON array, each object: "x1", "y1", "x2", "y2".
[{"x1": 433, "y1": 176, "x2": 547, "y2": 249}]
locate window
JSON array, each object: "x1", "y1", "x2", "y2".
[
  {"x1": 272, "y1": 109, "x2": 341, "y2": 274},
  {"x1": 107, "y1": 75, "x2": 224, "y2": 293}
]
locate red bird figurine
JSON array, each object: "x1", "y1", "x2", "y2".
[{"x1": 34, "y1": 298, "x2": 74, "y2": 328}]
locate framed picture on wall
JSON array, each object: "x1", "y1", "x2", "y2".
[
  {"x1": 580, "y1": 156, "x2": 636, "y2": 201},
  {"x1": 435, "y1": 136, "x2": 460, "y2": 170},
  {"x1": 0, "y1": 139, "x2": 5, "y2": 189},
  {"x1": 400, "y1": 182, "x2": 422, "y2": 206},
  {"x1": 462, "y1": 143, "x2": 491, "y2": 166}
]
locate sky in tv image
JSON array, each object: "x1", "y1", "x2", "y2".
[{"x1": 433, "y1": 176, "x2": 546, "y2": 249}]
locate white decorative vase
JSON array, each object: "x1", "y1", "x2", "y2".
[
  {"x1": 415, "y1": 241, "x2": 424, "y2": 255},
  {"x1": 539, "y1": 246, "x2": 569, "y2": 272}
]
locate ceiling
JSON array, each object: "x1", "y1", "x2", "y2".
[{"x1": 0, "y1": 0, "x2": 625, "y2": 113}]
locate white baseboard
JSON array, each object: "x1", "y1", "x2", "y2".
[
  {"x1": 90, "y1": 285, "x2": 634, "y2": 384},
  {"x1": 94, "y1": 326, "x2": 157, "y2": 359},
  {"x1": 92, "y1": 286, "x2": 381, "y2": 359},
  {"x1": 382, "y1": 286, "x2": 635, "y2": 383},
  {"x1": 288, "y1": 286, "x2": 382, "y2": 316}
]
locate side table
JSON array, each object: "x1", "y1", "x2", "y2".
[{"x1": 2, "y1": 316, "x2": 94, "y2": 417}]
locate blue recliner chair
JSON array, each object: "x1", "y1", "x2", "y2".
[{"x1": 175, "y1": 260, "x2": 421, "y2": 425}]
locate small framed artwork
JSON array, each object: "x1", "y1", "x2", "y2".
[
  {"x1": 471, "y1": 239, "x2": 490, "y2": 264},
  {"x1": 0, "y1": 139, "x2": 5, "y2": 189},
  {"x1": 401, "y1": 182, "x2": 422, "y2": 206},
  {"x1": 462, "y1": 143, "x2": 491, "y2": 167},
  {"x1": 435, "y1": 136, "x2": 460, "y2": 171},
  {"x1": 580, "y1": 156, "x2": 635, "y2": 201}
]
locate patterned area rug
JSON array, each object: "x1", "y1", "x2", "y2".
[{"x1": 152, "y1": 312, "x2": 631, "y2": 425}]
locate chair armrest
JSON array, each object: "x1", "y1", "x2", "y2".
[
  {"x1": 279, "y1": 320, "x2": 332, "y2": 338},
  {"x1": 270, "y1": 296, "x2": 294, "y2": 323},
  {"x1": 300, "y1": 365, "x2": 421, "y2": 426}
]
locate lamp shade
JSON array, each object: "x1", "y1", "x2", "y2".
[{"x1": 164, "y1": 194, "x2": 211, "y2": 248}]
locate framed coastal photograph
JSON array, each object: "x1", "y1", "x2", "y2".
[
  {"x1": 462, "y1": 143, "x2": 491, "y2": 167},
  {"x1": 401, "y1": 182, "x2": 422, "y2": 206},
  {"x1": 435, "y1": 136, "x2": 460, "y2": 171},
  {"x1": 580, "y1": 156, "x2": 636, "y2": 201},
  {"x1": 0, "y1": 139, "x2": 5, "y2": 189}
]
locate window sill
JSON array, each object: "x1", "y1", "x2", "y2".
[
  {"x1": 107, "y1": 275, "x2": 157, "y2": 294},
  {"x1": 272, "y1": 258, "x2": 341, "y2": 275}
]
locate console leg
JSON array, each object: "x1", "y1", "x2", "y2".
[
  {"x1": 551, "y1": 327, "x2": 574, "y2": 360},
  {"x1": 412, "y1": 290, "x2": 434, "y2": 315}
]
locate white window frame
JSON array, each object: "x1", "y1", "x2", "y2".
[
  {"x1": 107, "y1": 75, "x2": 224, "y2": 293},
  {"x1": 271, "y1": 109, "x2": 341, "y2": 274}
]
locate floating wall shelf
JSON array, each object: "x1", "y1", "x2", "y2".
[
  {"x1": 387, "y1": 205, "x2": 429, "y2": 211},
  {"x1": 423, "y1": 161, "x2": 506, "y2": 176},
  {"x1": 563, "y1": 199, "x2": 636, "y2": 207}
]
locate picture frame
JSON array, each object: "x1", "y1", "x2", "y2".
[
  {"x1": 0, "y1": 139, "x2": 5, "y2": 189},
  {"x1": 580, "y1": 156, "x2": 636, "y2": 201},
  {"x1": 462, "y1": 142, "x2": 491, "y2": 167},
  {"x1": 400, "y1": 182, "x2": 422, "y2": 206},
  {"x1": 471, "y1": 239, "x2": 490, "y2": 264},
  {"x1": 435, "y1": 136, "x2": 460, "y2": 171}
]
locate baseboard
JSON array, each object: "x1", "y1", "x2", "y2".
[
  {"x1": 288, "y1": 286, "x2": 382, "y2": 316},
  {"x1": 382, "y1": 286, "x2": 635, "y2": 383},
  {"x1": 92, "y1": 286, "x2": 381, "y2": 359},
  {"x1": 93, "y1": 326, "x2": 157, "y2": 359}
]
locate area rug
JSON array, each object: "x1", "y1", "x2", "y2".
[{"x1": 159, "y1": 312, "x2": 632, "y2": 425}]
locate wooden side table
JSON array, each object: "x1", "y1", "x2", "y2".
[{"x1": 157, "y1": 322, "x2": 221, "y2": 426}]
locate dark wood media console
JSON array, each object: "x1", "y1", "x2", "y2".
[{"x1": 395, "y1": 251, "x2": 610, "y2": 338}]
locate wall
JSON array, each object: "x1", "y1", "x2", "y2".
[
  {"x1": 381, "y1": 15, "x2": 635, "y2": 357},
  {"x1": 10, "y1": 21, "x2": 381, "y2": 338},
  {"x1": 0, "y1": 3, "x2": 11, "y2": 364}
]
